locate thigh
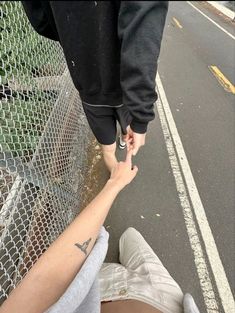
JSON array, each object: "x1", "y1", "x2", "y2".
[
  {"x1": 119, "y1": 228, "x2": 182, "y2": 290},
  {"x1": 119, "y1": 228, "x2": 184, "y2": 313},
  {"x1": 99, "y1": 263, "x2": 127, "y2": 302},
  {"x1": 82, "y1": 103, "x2": 117, "y2": 145},
  {"x1": 119, "y1": 228, "x2": 162, "y2": 271}
]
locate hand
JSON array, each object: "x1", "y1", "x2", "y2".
[
  {"x1": 123, "y1": 126, "x2": 146, "y2": 156},
  {"x1": 108, "y1": 150, "x2": 138, "y2": 191}
]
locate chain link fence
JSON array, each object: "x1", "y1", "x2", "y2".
[{"x1": 0, "y1": 1, "x2": 92, "y2": 303}]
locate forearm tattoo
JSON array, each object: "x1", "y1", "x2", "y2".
[{"x1": 75, "y1": 238, "x2": 92, "y2": 255}]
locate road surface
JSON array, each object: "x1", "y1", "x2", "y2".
[{"x1": 96, "y1": 2, "x2": 235, "y2": 312}]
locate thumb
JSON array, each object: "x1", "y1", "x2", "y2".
[
  {"x1": 125, "y1": 149, "x2": 133, "y2": 164},
  {"x1": 132, "y1": 165, "x2": 138, "y2": 174}
]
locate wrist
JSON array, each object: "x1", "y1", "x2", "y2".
[{"x1": 105, "y1": 179, "x2": 123, "y2": 194}]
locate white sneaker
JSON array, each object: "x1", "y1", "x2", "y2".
[{"x1": 119, "y1": 136, "x2": 126, "y2": 150}]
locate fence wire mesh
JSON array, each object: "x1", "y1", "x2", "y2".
[{"x1": 0, "y1": 1, "x2": 91, "y2": 302}]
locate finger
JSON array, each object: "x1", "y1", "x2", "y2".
[
  {"x1": 132, "y1": 165, "x2": 138, "y2": 176},
  {"x1": 126, "y1": 138, "x2": 133, "y2": 144},
  {"x1": 124, "y1": 134, "x2": 133, "y2": 143},
  {"x1": 123, "y1": 134, "x2": 129, "y2": 141},
  {"x1": 125, "y1": 149, "x2": 133, "y2": 164},
  {"x1": 127, "y1": 143, "x2": 134, "y2": 152},
  {"x1": 132, "y1": 165, "x2": 138, "y2": 172},
  {"x1": 126, "y1": 125, "x2": 132, "y2": 134},
  {"x1": 132, "y1": 146, "x2": 139, "y2": 156}
]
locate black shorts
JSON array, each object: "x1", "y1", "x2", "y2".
[{"x1": 82, "y1": 102, "x2": 132, "y2": 145}]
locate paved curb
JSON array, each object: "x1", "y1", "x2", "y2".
[{"x1": 207, "y1": 1, "x2": 235, "y2": 20}]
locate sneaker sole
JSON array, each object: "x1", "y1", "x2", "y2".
[{"x1": 119, "y1": 143, "x2": 126, "y2": 150}]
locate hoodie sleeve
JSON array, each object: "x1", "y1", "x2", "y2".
[
  {"x1": 21, "y1": 1, "x2": 59, "y2": 41},
  {"x1": 118, "y1": 1, "x2": 168, "y2": 133}
]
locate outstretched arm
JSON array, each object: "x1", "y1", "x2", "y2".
[{"x1": 0, "y1": 151, "x2": 138, "y2": 313}]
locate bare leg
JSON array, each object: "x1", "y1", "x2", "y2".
[{"x1": 102, "y1": 142, "x2": 118, "y2": 172}]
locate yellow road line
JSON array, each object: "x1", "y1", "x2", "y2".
[
  {"x1": 173, "y1": 17, "x2": 183, "y2": 29},
  {"x1": 209, "y1": 65, "x2": 235, "y2": 94}
]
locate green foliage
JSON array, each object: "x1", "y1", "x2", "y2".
[{"x1": 0, "y1": 91, "x2": 55, "y2": 157}]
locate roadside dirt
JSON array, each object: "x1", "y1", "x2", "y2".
[{"x1": 80, "y1": 138, "x2": 109, "y2": 210}]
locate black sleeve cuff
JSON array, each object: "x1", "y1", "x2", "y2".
[{"x1": 130, "y1": 120, "x2": 148, "y2": 134}]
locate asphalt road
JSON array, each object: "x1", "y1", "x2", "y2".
[{"x1": 97, "y1": 2, "x2": 235, "y2": 312}]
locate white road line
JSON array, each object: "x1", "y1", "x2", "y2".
[
  {"x1": 156, "y1": 72, "x2": 235, "y2": 313},
  {"x1": 207, "y1": 1, "x2": 235, "y2": 20},
  {"x1": 156, "y1": 83, "x2": 218, "y2": 313},
  {"x1": 187, "y1": 1, "x2": 235, "y2": 40}
]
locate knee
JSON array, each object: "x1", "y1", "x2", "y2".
[{"x1": 120, "y1": 227, "x2": 140, "y2": 241}]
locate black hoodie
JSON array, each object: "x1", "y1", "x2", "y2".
[{"x1": 22, "y1": 1, "x2": 168, "y2": 133}]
